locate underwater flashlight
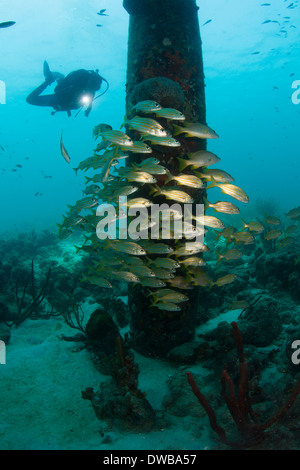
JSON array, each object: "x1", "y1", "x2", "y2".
[{"x1": 80, "y1": 94, "x2": 92, "y2": 105}]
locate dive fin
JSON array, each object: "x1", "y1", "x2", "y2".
[{"x1": 43, "y1": 60, "x2": 55, "y2": 84}]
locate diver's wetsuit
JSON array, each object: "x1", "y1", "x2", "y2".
[{"x1": 26, "y1": 66, "x2": 107, "y2": 117}]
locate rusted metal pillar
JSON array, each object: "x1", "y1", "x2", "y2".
[{"x1": 123, "y1": 0, "x2": 206, "y2": 358}]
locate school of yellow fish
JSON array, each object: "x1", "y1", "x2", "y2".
[{"x1": 58, "y1": 100, "x2": 300, "y2": 312}]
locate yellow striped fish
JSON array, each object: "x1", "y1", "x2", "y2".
[{"x1": 123, "y1": 116, "x2": 167, "y2": 137}]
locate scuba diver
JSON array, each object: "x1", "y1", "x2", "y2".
[{"x1": 26, "y1": 61, "x2": 109, "y2": 117}]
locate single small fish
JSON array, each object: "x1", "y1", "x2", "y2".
[
  {"x1": 202, "y1": 19, "x2": 212, "y2": 26},
  {"x1": 179, "y1": 256, "x2": 206, "y2": 267},
  {"x1": 141, "y1": 134, "x2": 181, "y2": 147},
  {"x1": 265, "y1": 215, "x2": 281, "y2": 225},
  {"x1": 111, "y1": 271, "x2": 140, "y2": 283},
  {"x1": 83, "y1": 184, "x2": 101, "y2": 195},
  {"x1": 168, "y1": 276, "x2": 194, "y2": 290},
  {"x1": 178, "y1": 150, "x2": 220, "y2": 171},
  {"x1": 204, "y1": 198, "x2": 240, "y2": 215},
  {"x1": 141, "y1": 241, "x2": 174, "y2": 254},
  {"x1": 233, "y1": 231, "x2": 255, "y2": 245},
  {"x1": 242, "y1": 220, "x2": 265, "y2": 233},
  {"x1": 195, "y1": 168, "x2": 234, "y2": 183},
  {"x1": 165, "y1": 172, "x2": 204, "y2": 189},
  {"x1": 191, "y1": 269, "x2": 213, "y2": 287},
  {"x1": 60, "y1": 133, "x2": 71, "y2": 163},
  {"x1": 106, "y1": 239, "x2": 146, "y2": 256},
  {"x1": 82, "y1": 275, "x2": 112, "y2": 289},
  {"x1": 151, "y1": 302, "x2": 181, "y2": 312},
  {"x1": 151, "y1": 267, "x2": 175, "y2": 280},
  {"x1": 106, "y1": 185, "x2": 138, "y2": 200},
  {"x1": 131, "y1": 162, "x2": 166, "y2": 175},
  {"x1": 278, "y1": 236, "x2": 294, "y2": 249},
  {"x1": 128, "y1": 265, "x2": 155, "y2": 278},
  {"x1": 202, "y1": 215, "x2": 225, "y2": 229},
  {"x1": 118, "y1": 168, "x2": 157, "y2": 184},
  {"x1": 140, "y1": 278, "x2": 167, "y2": 288},
  {"x1": 251, "y1": 51, "x2": 260, "y2": 55},
  {"x1": 126, "y1": 197, "x2": 153, "y2": 208},
  {"x1": 150, "y1": 185, "x2": 194, "y2": 203},
  {"x1": 58, "y1": 214, "x2": 86, "y2": 232},
  {"x1": 217, "y1": 249, "x2": 243, "y2": 263},
  {"x1": 97, "y1": 9, "x2": 108, "y2": 16},
  {"x1": 154, "y1": 108, "x2": 185, "y2": 120},
  {"x1": 123, "y1": 116, "x2": 167, "y2": 137},
  {"x1": 122, "y1": 141, "x2": 152, "y2": 153},
  {"x1": 286, "y1": 207, "x2": 300, "y2": 219},
  {"x1": 172, "y1": 122, "x2": 219, "y2": 139},
  {"x1": 68, "y1": 196, "x2": 98, "y2": 212},
  {"x1": 264, "y1": 229, "x2": 282, "y2": 240},
  {"x1": 0, "y1": 21, "x2": 16, "y2": 28},
  {"x1": 285, "y1": 225, "x2": 298, "y2": 236},
  {"x1": 147, "y1": 257, "x2": 180, "y2": 270},
  {"x1": 173, "y1": 244, "x2": 207, "y2": 257},
  {"x1": 131, "y1": 100, "x2": 162, "y2": 113},
  {"x1": 207, "y1": 178, "x2": 249, "y2": 204},
  {"x1": 213, "y1": 274, "x2": 238, "y2": 287},
  {"x1": 100, "y1": 129, "x2": 134, "y2": 147},
  {"x1": 151, "y1": 289, "x2": 189, "y2": 303}
]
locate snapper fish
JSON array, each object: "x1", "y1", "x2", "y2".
[
  {"x1": 216, "y1": 249, "x2": 243, "y2": 263},
  {"x1": 264, "y1": 229, "x2": 282, "y2": 240},
  {"x1": 172, "y1": 122, "x2": 219, "y2": 139},
  {"x1": 131, "y1": 100, "x2": 162, "y2": 113},
  {"x1": 232, "y1": 231, "x2": 254, "y2": 245},
  {"x1": 141, "y1": 134, "x2": 181, "y2": 147},
  {"x1": 131, "y1": 162, "x2": 167, "y2": 175},
  {"x1": 264, "y1": 215, "x2": 281, "y2": 225},
  {"x1": 60, "y1": 133, "x2": 71, "y2": 163},
  {"x1": 123, "y1": 116, "x2": 167, "y2": 137},
  {"x1": 242, "y1": 220, "x2": 264, "y2": 233},
  {"x1": 177, "y1": 150, "x2": 220, "y2": 171},
  {"x1": 121, "y1": 141, "x2": 152, "y2": 153},
  {"x1": 206, "y1": 177, "x2": 249, "y2": 204},
  {"x1": 195, "y1": 169, "x2": 234, "y2": 183},
  {"x1": 151, "y1": 301, "x2": 181, "y2": 312},
  {"x1": 204, "y1": 197, "x2": 240, "y2": 215},
  {"x1": 165, "y1": 171, "x2": 204, "y2": 189},
  {"x1": 68, "y1": 196, "x2": 98, "y2": 212},
  {"x1": 140, "y1": 278, "x2": 167, "y2": 288},
  {"x1": 105, "y1": 239, "x2": 146, "y2": 256},
  {"x1": 100, "y1": 129, "x2": 134, "y2": 147},
  {"x1": 151, "y1": 289, "x2": 189, "y2": 303},
  {"x1": 81, "y1": 275, "x2": 112, "y2": 289},
  {"x1": 213, "y1": 274, "x2": 238, "y2": 287},
  {"x1": 117, "y1": 168, "x2": 157, "y2": 184},
  {"x1": 286, "y1": 207, "x2": 300, "y2": 219},
  {"x1": 154, "y1": 108, "x2": 185, "y2": 120},
  {"x1": 150, "y1": 185, "x2": 194, "y2": 203}
]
